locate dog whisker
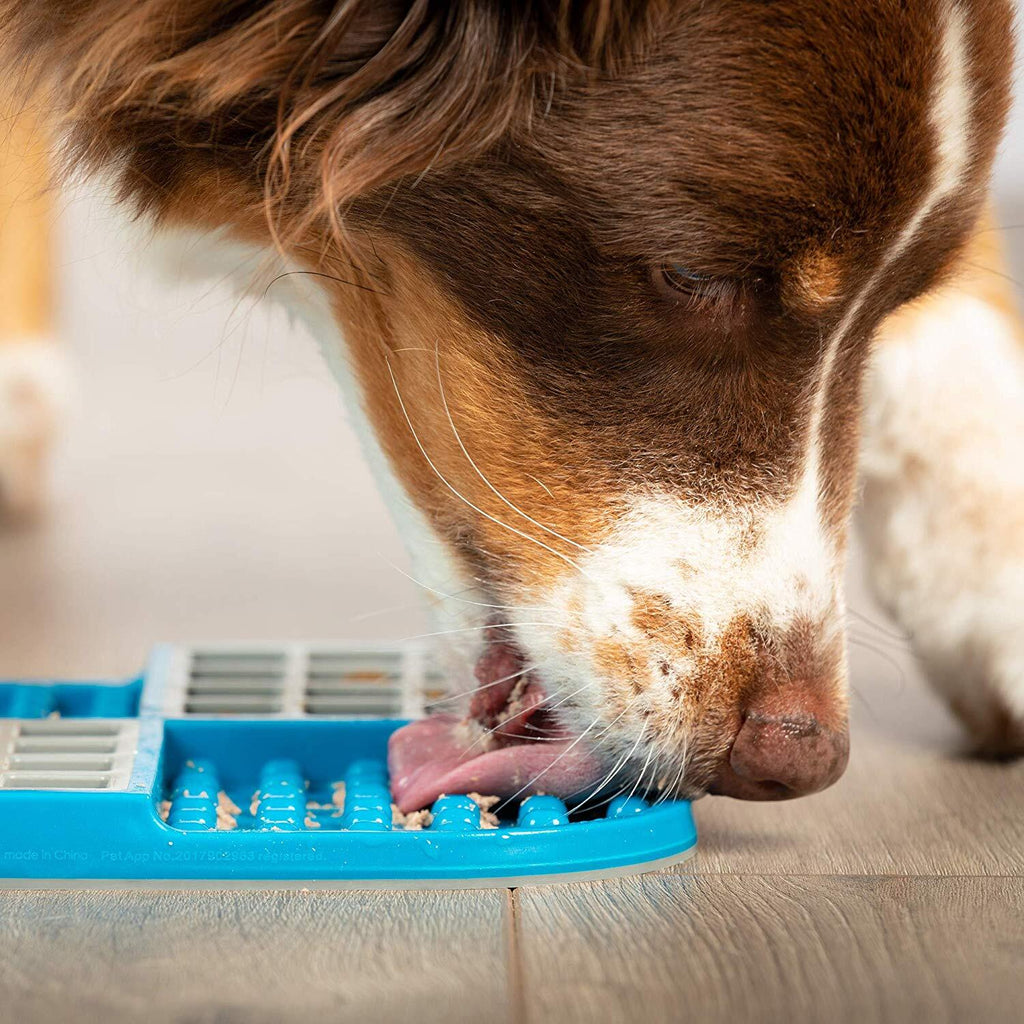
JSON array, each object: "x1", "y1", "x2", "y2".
[
  {"x1": 435, "y1": 341, "x2": 594, "y2": 555},
  {"x1": 386, "y1": 355, "x2": 595, "y2": 582},
  {"x1": 494, "y1": 715, "x2": 603, "y2": 815},
  {"x1": 845, "y1": 606, "x2": 910, "y2": 643},
  {"x1": 626, "y1": 743, "x2": 658, "y2": 804},
  {"x1": 567, "y1": 714, "x2": 642, "y2": 815},
  {"x1": 424, "y1": 663, "x2": 537, "y2": 709},
  {"x1": 458, "y1": 679, "x2": 591, "y2": 758},
  {"x1": 380, "y1": 557, "x2": 564, "y2": 617},
  {"x1": 397, "y1": 621, "x2": 563, "y2": 644},
  {"x1": 847, "y1": 635, "x2": 909, "y2": 692}
]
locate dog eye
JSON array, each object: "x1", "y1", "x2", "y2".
[
  {"x1": 652, "y1": 263, "x2": 737, "y2": 310},
  {"x1": 659, "y1": 264, "x2": 711, "y2": 293}
]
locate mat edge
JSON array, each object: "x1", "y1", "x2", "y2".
[{"x1": 0, "y1": 844, "x2": 697, "y2": 891}]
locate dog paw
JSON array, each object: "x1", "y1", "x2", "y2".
[
  {"x1": 947, "y1": 684, "x2": 1024, "y2": 760},
  {"x1": 859, "y1": 480, "x2": 1024, "y2": 761},
  {"x1": 0, "y1": 341, "x2": 70, "y2": 520},
  {"x1": 922, "y1": 628, "x2": 1024, "y2": 760}
]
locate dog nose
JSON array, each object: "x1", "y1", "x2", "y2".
[{"x1": 712, "y1": 708, "x2": 849, "y2": 800}]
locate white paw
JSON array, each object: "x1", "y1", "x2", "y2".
[
  {"x1": 861, "y1": 499, "x2": 1024, "y2": 756},
  {"x1": 859, "y1": 290, "x2": 1024, "y2": 758},
  {"x1": 947, "y1": 683, "x2": 1024, "y2": 759},
  {"x1": 915, "y1": 596, "x2": 1024, "y2": 758},
  {"x1": 0, "y1": 340, "x2": 70, "y2": 520}
]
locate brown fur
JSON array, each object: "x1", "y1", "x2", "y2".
[
  {"x1": 0, "y1": 0, "x2": 1016, "y2": 789},
  {"x1": 2, "y1": 1, "x2": 1012, "y2": 548},
  {"x1": 879, "y1": 202, "x2": 1023, "y2": 349}
]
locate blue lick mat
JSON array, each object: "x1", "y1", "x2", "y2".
[{"x1": 0, "y1": 642, "x2": 697, "y2": 887}]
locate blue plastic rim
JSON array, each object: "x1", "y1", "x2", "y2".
[{"x1": 0, "y1": 645, "x2": 697, "y2": 886}]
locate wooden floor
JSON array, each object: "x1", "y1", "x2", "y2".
[
  {"x1": 0, "y1": 192, "x2": 1022, "y2": 1023},
  {"x1": 0, "y1": 670, "x2": 1020, "y2": 1024}
]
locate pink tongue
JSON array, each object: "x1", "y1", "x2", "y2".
[
  {"x1": 388, "y1": 714, "x2": 603, "y2": 814},
  {"x1": 388, "y1": 637, "x2": 605, "y2": 814}
]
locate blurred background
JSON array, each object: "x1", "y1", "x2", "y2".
[{"x1": 0, "y1": 43, "x2": 1021, "y2": 761}]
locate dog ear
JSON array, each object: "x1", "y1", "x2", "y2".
[{"x1": 0, "y1": 0, "x2": 663, "y2": 235}]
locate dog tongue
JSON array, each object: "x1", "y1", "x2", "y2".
[
  {"x1": 388, "y1": 715, "x2": 604, "y2": 813},
  {"x1": 388, "y1": 640, "x2": 603, "y2": 814}
]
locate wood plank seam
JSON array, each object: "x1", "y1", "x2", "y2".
[{"x1": 506, "y1": 887, "x2": 528, "y2": 1024}]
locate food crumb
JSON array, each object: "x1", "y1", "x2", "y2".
[
  {"x1": 303, "y1": 814, "x2": 321, "y2": 829},
  {"x1": 467, "y1": 792, "x2": 501, "y2": 829},
  {"x1": 391, "y1": 804, "x2": 434, "y2": 830},
  {"x1": 216, "y1": 790, "x2": 239, "y2": 830},
  {"x1": 158, "y1": 799, "x2": 171, "y2": 822},
  {"x1": 250, "y1": 791, "x2": 261, "y2": 816},
  {"x1": 218, "y1": 790, "x2": 241, "y2": 815},
  {"x1": 331, "y1": 781, "x2": 346, "y2": 813}
]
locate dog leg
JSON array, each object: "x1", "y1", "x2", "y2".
[
  {"x1": 0, "y1": 342, "x2": 68, "y2": 519},
  {"x1": 0, "y1": 101, "x2": 67, "y2": 521},
  {"x1": 858, "y1": 207, "x2": 1024, "y2": 756}
]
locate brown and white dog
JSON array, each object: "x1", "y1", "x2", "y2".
[{"x1": 0, "y1": 0, "x2": 1020, "y2": 811}]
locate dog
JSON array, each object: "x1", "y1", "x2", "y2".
[
  {"x1": 0, "y1": 0, "x2": 1019, "y2": 812},
  {"x1": 0, "y1": 98, "x2": 66, "y2": 521}
]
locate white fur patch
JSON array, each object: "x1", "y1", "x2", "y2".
[
  {"x1": 0, "y1": 339, "x2": 71, "y2": 515},
  {"x1": 513, "y1": 481, "x2": 841, "y2": 723},
  {"x1": 860, "y1": 290, "x2": 1024, "y2": 735}
]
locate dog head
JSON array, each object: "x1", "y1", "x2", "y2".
[{"x1": 6, "y1": 0, "x2": 1014, "y2": 801}]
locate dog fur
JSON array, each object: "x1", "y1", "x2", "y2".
[{"x1": 0, "y1": 0, "x2": 1019, "y2": 796}]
